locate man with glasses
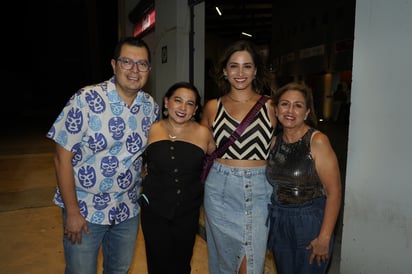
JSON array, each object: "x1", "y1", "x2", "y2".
[{"x1": 46, "y1": 36, "x2": 159, "y2": 274}]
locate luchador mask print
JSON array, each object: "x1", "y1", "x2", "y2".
[
  {"x1": 99, "y1": 178, "x2": 114, "y2": 192},
  {"x1": 93, "y1": 193, "x2": 111, "y2": 210},
  {"x1": 109, "y1": 142, "x2": 123, "y2": 155},
  {"x1": 117, "y1": 170, "x2": 133, "y2": 189},
  {"x1": 78, "y1": 165, "x2": 97, "y2": 188},
  {"x1": 128, "y1": 188, "x2": 138, "y2": 203},
  {"x1": 71, "y1": 143, "x2": 83, "y2": 166},
  {"x1": 126, "y1": 133, "x2": 142, "y2": 154},
  {"x1": 115, "y1": 203, "x2": 130, "y2": 223},
  {"x1": 108, "y1": 117, "x2": 126, "y2": 140},
  {"x1": 90, "y1": 211, "x2": 105, "y2": 224},
  {"x1": 66, "y1": 108, "x2": 83, "y2": 134},
  {"x1": 110, "y1": 103, "x2": 124, "y2": 116},
  {"x1": 88, "y1": 133, "x2": 108, "y2": 153},
  {"x1": 86, "y1": 90, "x2": 106, "y2": 113},
  {"x1": 141, "y1": 116, "x2": 151, "y2": 138},
  {"x1": 78, "y1": 200, "x2": 88, "y2": 217},
  {"x1": 100, "y1": 156, "x2": 119, "y2": 177}
]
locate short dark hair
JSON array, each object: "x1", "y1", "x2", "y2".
[
  {"x1": 112, "y1": 36, "x2": 151, "y2": 63},
  {"x1": 272, "y1": 81, "x2": 318, "y2": 128}
]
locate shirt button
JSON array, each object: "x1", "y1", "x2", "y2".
[
  {"x1": 174, "y1": 168, "x2": 178, "y2": 173},
  {"x1": 177, "y1": 189, "x2": 181, "y2": 194}
]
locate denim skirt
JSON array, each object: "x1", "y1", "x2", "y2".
[{"x1": 203, "y1": 161, "x2": 271, "y2": 274}]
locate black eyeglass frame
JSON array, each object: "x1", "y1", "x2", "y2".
[{"x1": 117, "y1": 57, "x2": 151, "y2": 72}]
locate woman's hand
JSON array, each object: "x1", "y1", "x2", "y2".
[{"x1": 306, "y1": 236, "x2": 330, "y2": 265}]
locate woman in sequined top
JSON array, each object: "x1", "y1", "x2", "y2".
[
  {"x1": 140, "y1": 82, "x2": 215, "y2": 274},
  {"x1": 266, "y1": 82, "x2": 342, "y2": 274}
]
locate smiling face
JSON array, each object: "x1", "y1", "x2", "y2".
[
  {"x1": 276, "y1": 90, "x2": 310, "y2": 129},
  {"x1": 111, "y1": 44, "x2": 150, "y2": 96},
  {"x1": 223, "y1": 50, "x2": 257, "y2": 91},
  {"x1": 164, "y1": 87, "x2": 198, "y2": 123}
]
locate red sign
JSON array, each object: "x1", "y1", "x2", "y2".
[{"x1": 134, "y1": 8, "x2": 155, "y2": 37}]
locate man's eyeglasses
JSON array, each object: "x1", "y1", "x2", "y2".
[{"x1": 117, "y1": 57, "x2": 151, "y2": 72}]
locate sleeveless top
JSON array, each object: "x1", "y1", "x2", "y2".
[
  {"x1": 212, "y1": 97, "x2": 274, "y2": 160},
  {"x1": 266, "y1": 128, "x2": 325, "y2": 204}
]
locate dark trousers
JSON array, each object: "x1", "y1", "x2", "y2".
[
  {"x1": 140, "y1": 206, "x2": 200, "y2": 274},
  {"x1": 267, "y1": 197, "x2": 334, "y2": 274}
]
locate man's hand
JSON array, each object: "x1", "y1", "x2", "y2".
[{"x1": 64, "y1": 213, "x2": 89, "y2": 244}]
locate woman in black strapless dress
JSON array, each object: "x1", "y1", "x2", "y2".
[{"x1": 140, "y1": 81, "x2": 215, "y2": 274}]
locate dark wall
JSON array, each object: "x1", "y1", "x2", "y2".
[{"x1": 1, "y1": 1, "x2": 118, "y2": 131}]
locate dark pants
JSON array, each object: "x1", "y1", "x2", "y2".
[
  {"x1": 140, "y1": 206, "x2": 200, "y2": 274},
  {"x1": 267, "y1": 197, "x2": 334, "y2": 274}
]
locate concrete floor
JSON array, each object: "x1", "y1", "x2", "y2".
[
  {"x1": 0, "y1": 125, "x2": 210, "y2": 274},
  {"x1": 0, "y1": 118, "x2": 345, "y2": 273}
]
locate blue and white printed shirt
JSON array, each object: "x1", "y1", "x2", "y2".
[{"x1": 46, "y1": 76, "x2": 159, "y2": 225}]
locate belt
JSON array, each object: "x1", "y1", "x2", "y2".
[{"x1": 277, "y1": 184, "x2": 324, "y2": 204}]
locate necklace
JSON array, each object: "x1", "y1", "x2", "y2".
[
  {"x1": 165, "y1": 119, "x2": 180, "y2": 139},
  {"x1": 227, "y1": 93, "x2": 255, "y2": 103}
]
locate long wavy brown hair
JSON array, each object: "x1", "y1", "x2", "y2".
[{"x1": 213, "y1": 40, "x2": 274, "y2": 96}]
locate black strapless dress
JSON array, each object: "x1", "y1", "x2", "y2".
[{"x1": 141, "y1": 140, "x2": 205, "y2": 219}]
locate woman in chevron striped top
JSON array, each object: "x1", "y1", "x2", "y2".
[{"x1": 201, "y1": 40, "x2": 277, "y2": 274}]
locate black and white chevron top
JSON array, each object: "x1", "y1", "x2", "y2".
[{"x1": 212, "y1": 97, "x2": 274, "y2": 160}]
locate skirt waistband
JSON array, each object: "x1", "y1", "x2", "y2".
[{"x1": 213, "y1": 161, "x2": 266, "y2": 176}]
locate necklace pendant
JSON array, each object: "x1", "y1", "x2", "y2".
[{"x1": 168, "y1": 134, "x2": 177, "y2": 139}]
